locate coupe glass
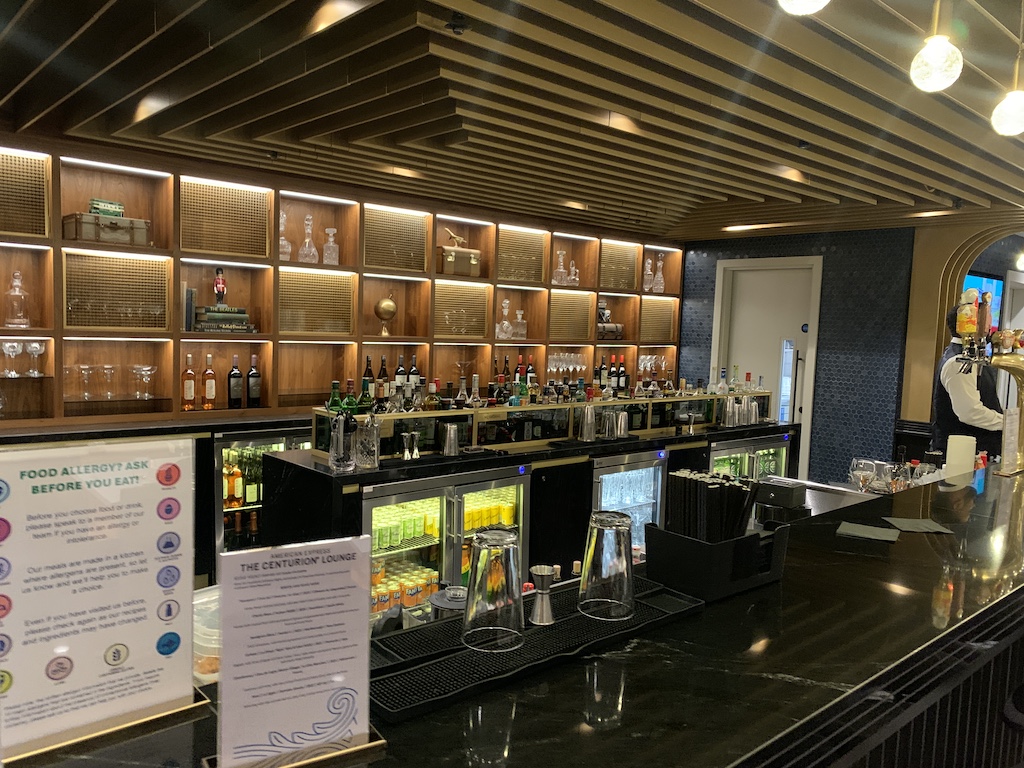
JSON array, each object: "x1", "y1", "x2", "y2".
[
  {"x1": 849, "y1": 458, "x2": 876, "y2": 492},
  {"x1": 24, "y1": 341, "x2": 44, "y2": 377},
  {"x1": 100, "y1": 364, "x2": 118, "y2": 400},
  {"x1": 78, "y1": 364, "x2": 95, "y2": 401},
  {"x1": 131, "y1": 364, "x2": 157, "y2": 400},
  {"x1": 1, "y1": 341, "x2": 22, "y2": 377}
]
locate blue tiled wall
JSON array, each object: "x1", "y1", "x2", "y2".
[{"x1": 681, "y1": 229, "x2": 915, "y2": 484}]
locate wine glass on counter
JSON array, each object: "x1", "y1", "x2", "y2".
[{"x1": 849, "y1": 458, "x2": 876, "y2": 493}]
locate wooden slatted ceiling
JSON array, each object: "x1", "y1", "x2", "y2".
[{"x1": 2, "y1": 0, "x2": 1024, "y2": 240}]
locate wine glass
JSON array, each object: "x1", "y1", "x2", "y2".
[
  {"x1": 1, "y1": 342, "x2": 22, "y2": 378},
  {"x1": 849, "y1": 458, "x2": 876, "y2": 492},
  {"x1": 131, "y1": 364, "x2": 158, "y2": 400},
  {"x1": 24, "y1": 341, "x2": 44, "y2": 377},
  {"x1": 78, "y1": 364, "x2": 95, "y2": 401},
  {"x1": 100, "y1": 364, "x2": 118, "y2": 400}
]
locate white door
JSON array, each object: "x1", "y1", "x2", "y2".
[
  {"x1": 999, "y1": 270, "x2": 1024, "y2": 407},
  {"x1": 710, "y1": 256, "x2": 822, "y2": 479}
]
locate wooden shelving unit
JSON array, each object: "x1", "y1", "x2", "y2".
[{"x1": 0, "y1": 144, "x2": 683, "y2": 431}]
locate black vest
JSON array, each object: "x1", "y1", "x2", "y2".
[{"x1": 931, "y1": 342, "x2": 1003, "y2": 457}]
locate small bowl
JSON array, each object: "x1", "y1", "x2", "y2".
[{"x1": 444, "y1": 585, "x2": 467, "y2": 601}]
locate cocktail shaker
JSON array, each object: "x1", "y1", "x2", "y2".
[
  {"x1": 580, "y1": 404, "x2": 597, "y2": 442},
  {"x1": 442, "y1": 423, "x2": 460, "y2": 456}
]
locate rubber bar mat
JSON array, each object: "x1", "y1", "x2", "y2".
[
  {"x1": 371, "y1": 576, "x2": 663, "y2": 673},
  {"x1": 370, "y1": 590, "x2": 702, "y2": 722}
]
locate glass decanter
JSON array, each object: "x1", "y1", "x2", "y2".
[
  {"x1": 323, "y1": 227, "x2": 339, "y2": 265},
  {"x1": 496, "y1": 298, "x2": 514, "y2": 340},
  {"x1": 514, "y1": 309, "x2": 527, "y2": 340},
  {"x1": 297, "y1": 214, "x2": 319, "y2": 263},
  {"x1": 652, "y1": 255, "x2": 665, "y2": 294},
  {"x1": 568, "y1": 260, "x2": 580, "y2": 286},
  {"x1": 552, "y1": 250, "x2": 569, "y2": 285},
  {"x1": 4, "y1": 270, "x2": 29, "y2": 329},
  {"x1": 278, "y1": 210, "x2": 292, "y2": 261},
  {"x1": 642, "y1": 257, "x2": 654, "y2": 292}
]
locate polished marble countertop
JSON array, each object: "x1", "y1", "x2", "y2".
[{"x1": 18, "y1": 466, "x2": 1021, "y2": 768}]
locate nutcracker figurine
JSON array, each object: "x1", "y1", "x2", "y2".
[{"x1": 213, "y1": 267, "x2": 227, "y2": 306}]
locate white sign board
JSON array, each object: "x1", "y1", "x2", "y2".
[
  {"x1": 219, "y1": 537, "x2": 370, "y2": 768},
  {"x1": 0, "y1": 438, "x2": 195, "y2": 758}
]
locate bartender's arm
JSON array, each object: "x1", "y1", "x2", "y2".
[{"x1": 940, "y1": 358, "x2": 1003, "y2": 431}]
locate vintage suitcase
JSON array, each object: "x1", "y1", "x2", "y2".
[
  {"x1": 438, "y1": 245, "x2": 481, "y2": 277},
  {"x1": 62, "y1": 213, "x2": 153, "y2": 247}
]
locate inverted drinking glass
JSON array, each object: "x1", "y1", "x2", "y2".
[
  {"x1": 461, "y1": 528, "x2": 524, "y2": 652},
  {"x1": 578, "y1": 511, "x2": 634, "y2": 621}
]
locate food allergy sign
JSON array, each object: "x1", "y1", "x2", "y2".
[
  {"x1": 219, "y1": 536, "x2": 371, "y2": 768},
  {"x1": 0, "y1": 438, "x2": 195, "y2": 759}
]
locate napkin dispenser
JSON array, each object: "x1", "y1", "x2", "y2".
[
  {"x1": 754, "y1": 478, "x2": 805, "y2": 509},
  {"x1": 439, "y1": 245, "x2": 481, "y2": 277}
]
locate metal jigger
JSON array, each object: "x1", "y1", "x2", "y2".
[{"x1": 529, "y1": 565, "x2": 556, "y2": 626}]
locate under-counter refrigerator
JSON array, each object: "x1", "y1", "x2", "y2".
[
  {"x1": 362, "y1": 464, "x2": 530, "y2": 622},
  {"x1": 592, "y1": 449, "x2": 668, "y2": 554},
  {"x1": 709, "y1": 433, "x2": 793, "y2": 479}
]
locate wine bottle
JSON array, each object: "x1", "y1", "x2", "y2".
[
  {"x1": 327, "y1": 380, "x2": 344, "y2": 412},
  {"x1": 515, "y1": 354, "x2": 524, "y2": 385},
  {"x1": 378, "y1": 355, "x2": 388, "y2": 383},
  {"x1": 371, "y1": 381, "x2": 389, "y2": 414},
  {"x1": 618, "y1": 357, "x2": 628, "y2": 392},
  {"x1": 202, "y1": 354, "x2": 217, "y2": 410},
  {"x1": 599, "y1": 355, "x2": 608, "y2": 388},
  {"x1": 356, "y1": 378, "x2": 373, "y2": 413},
  {"x1": 181, "y1": 353, "x2": 196, "y2": 412},
  {"x1": 341, "y1": 378, "x2": 359, "y2": 414},
  {"x1": 526, "y1": 354, "x2": 536, "y2": 386},
  {"x1": 395, "y1": 355, "x2": 407, "y2": 387},
  {"x1": 425, "y1": 379, "x2": 442, "y2": 410},
  {"x1": 502, "y1": 355, "x2": 511, "y2": 381},
  {"x1": 244, "y1": 509, "x2": 261, "y2": 548},
  {"x1": 609, "y1": 355, "x2": 618, "y2": 390},
  {"x1": 363, "y1": 355, "x2": 373, "y2": 381},
  {"x1": 455, "y1": 376, "x2": 469, "y2": 408},
  {"x1": 468, "y1": 374, "x2": 483, "y2": 408},
  {"x1": 493, "y1": 356, "x2": 500, "y2": 383},
  {"x1": 246, "y1": 354, "x2": 261, "y2": 408},
  {"x1": 227, "y1": 354, "x2": 243, "y2": 409},
  {"x1": 408, "y1": 354, "x2": 421, "y2": 387}
]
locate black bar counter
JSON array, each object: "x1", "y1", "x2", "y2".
[{"x1": 17, "y1": 465, "x2": 1024, "y2": 768}]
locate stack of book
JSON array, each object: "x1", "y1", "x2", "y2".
[{"x1": 193, "y1": 306, "x2": 257, "y2": 334}]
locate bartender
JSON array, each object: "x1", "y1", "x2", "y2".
[{"x1": 930, "y1": 301, "x2": 1003, "y2": 459}]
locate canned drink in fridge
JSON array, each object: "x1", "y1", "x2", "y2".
[
  {"x1": 413, "y1": 514, "x2": 425, "y2": 537},
  {"x1": 370, "y1": 588, "x2": 379, "y2": 612},
  {"x1": 427, "y1": 571, "x2": 439, "y2": 597},
  {"x1": 389, "y1": 581, "x2": 403, "y2": 609},
  {"x1": 402, "y1": 514, "x2": 415, "y2": 541},
  {"x1": 377, "y1": 520, "x2": 390, "y2": 550},
  {"x1": 390, "y1": 521, "x2": 402, "y2": 547},
  {"x1": 376, "y1": 586, "x2": 391, "y2": 613},
  {"x1": 371, "y1": 558, "x2": 385, "y2": 586}
]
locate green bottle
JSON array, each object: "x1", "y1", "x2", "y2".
[
  {"x1": 327, "y1": 380, "x2": 344, "y2": 413},
  {"x1": 356, "y1": 378, "x2": 373, "y2": 414},
  {"x1": 341, "y1": 378, "x2": 359, "y2": 414}
]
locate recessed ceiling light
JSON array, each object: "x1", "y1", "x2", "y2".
[
  {"x1": 307, "y1": 0, "x2": 371, "y2": 34},
  {"x1": 607, "y1": 112, "x2": 641, "y2": 134},
  {"x1": 562, "y1": 201, "x2": 588, "y2": 210}
]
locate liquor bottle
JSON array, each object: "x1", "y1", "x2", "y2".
[
  {"x1": 243, "y1": 509, "x2": 262, "y2": 548},
  {"x1": 541, "y1": 380, "x2": 556, "y2": 405},
  {"x1": 425, "y1": 379, "x2": 442, "y2": 410},
  {"x1": 223, "y1": 510, "x2": 236, "y2": 551},
  {"x1": 230, "y1": 511, "x2": 243, "y2": 551},
  {"x1": 246, "y1": 354, "x2": 261, "y2": 407},
  {"x1": 363, "y1": 355, "x2": 373, "y2": 381},
  {"x1": 377, "y1": 355, "x2": 388, "y2": 383},
  {"x1": 181, "y1": 353, "x2": 196, "y2": 412},
  {"x1": 519, "y1": 373, "x2": 529, "y2": 402},
  {"x1": 224, "y1": 450, "x2": 243, "y2": 509},
  {"x1": 408, "y1": 354, "x2": 421, "y2": 387},
  {"x1": 515, "y1": 354, "x2": 524, "y2": 385},
  {"x1": 528, "y1": 376, "x2": 541, "y2": 404},
  {"x1": 356, "y1": 378, "x2": 373, "y2": 413},
  {"x1": 502, "y1": 355, "x2": 511, "y2": 381},
  {"x1": 599, "y1": 355, "x2": 608, "y2": 388},
  {"x1": 745, "y1": 372, "x2": 752, "y2": 392},
  {"x1": 609, "y1": 355, "x2": 618, "y2": 391},
  {"x1": 575, "y1": 377, "x2": 588, "y2": 402},
  {"x1": 454, "y1": 376, "x2": 469, "y2": 408},
  {"x1": 242, "y1": 449, "x2": 259, "y2": 505},
  {"x1": 202, "y1": 354, "x2": 217, "y2": 410},
  {"x1": 371, "y1": 381, "x2": 389, "y2": 414},
  {"x1": 526, "y1": 354, "x2": 537, "y2": 387},
  {"x1": 618, "y1": 357, "x2": 628, "y2": 392},
  {"x1": 227, "y1": 354, "x2": 244, "y2": 409},
  {"x1": 468, "y1": 374, "x2": 484, "y2": 408},
  {"x1": 716, "y1": 368, "x2": 729, "y2": 395},
  {"x1": 729, "y1": 364, "x2": 741, "y2": 392},
  {"x1": 341, "y1": 378, "x2": 359, "y2": 414},
  {"x1": 327, "y1": 380, "x2": 344, "y2": 412},
  {"x1": 395, "y1": 355, "x2": 407, "y2": 387},
  {"x1": 493, "y1": 357, "x2": 500, "y2": 383},
  {"x1": 495, "y1": 374, "x2": 507, "y2": 405},
  {"x1": 757, "y1": 375, "x2": 765, "y2": 392}
]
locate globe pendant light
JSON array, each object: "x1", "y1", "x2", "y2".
[
  {"x1": 910, "y1": 1, "x2": 963, "y2": 92},
  {"x1": 778, "y1": 0, "x2": 830, "y2": 15},
  {"x1": 992, "y1": 1, "x2": 1024, "y2": 136}
]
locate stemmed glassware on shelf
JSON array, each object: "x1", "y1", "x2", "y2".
[
  {"x1": 849, "y1": 458, "x2": 877, "y2": 493},
  {"x1": 78, "y1": 364, "x2": 95, "y2": 400},
  {"x1": 24, "y1": 341, "x2": 44, "y2": 377},
  {"x1": 2, "y1": 341, "x2": 22, "y2": 378},
  {"x1": 100, "y1": 364, "x2": 118, "y2": 400},
  {"x1": 131, "y1": 364, "x2": 158, "y2": 400}
]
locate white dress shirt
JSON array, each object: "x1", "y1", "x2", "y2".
[{"x1": 939, "y1": 338, "x2": 1003, "y2": 432}]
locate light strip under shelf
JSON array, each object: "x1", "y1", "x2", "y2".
[
  {"x1": 437, "y1": 214, "x2": 494, "y2": 226},
  {"x1": 601, "y1": 238, "x2": 641, "y2": 248},
  {"x1": 600, "y1": 292, "x2": 636, "y2": 299},
  {"x1": 280, "y1": 265, "x2": 356, "y2": 277},
  {"x1": 64, "y1": 247, "x2": 170, "y2": 262},
  {"x1": 433, "y1": 342, "x2": 491, "y2": 347},
  {"x1": 0, "y1": 335, "x2": 50, "y2": 341},
  {"x1": 280, "y1": 190, "x2": 357, "y2": 206},
  {"x1": 180, "y1": 258, "x2": 272, "y2": 270},
  {"x1": 365, "y1": 203, "x2": 429, "y2": 217},
  {"x1": 499, "y1": 224, "x2": 547, "y2": 235},
  {"x1": 181, "y1": 175, "x2": 271, "y2": 193},
  {"x1": 61, "y1": 156, "x2": 171, "y2": 178},
  {"x1": 496, "y1": 284, "x2": 546, "y2": 292},
  {"x1": 644, "y1": 244, "x2": 681, "y2": 252},
  {"x1": 279, "y1": 340, "x2": 356, "y2": 345},
  {"x1": 181, "y1": 338, "x2": 271, "y2": 344},
  {"x1": 0, "y1": 241, "x2": 50, "y2": 251},
  {"x1": 0, "y1": 146, "x2": 48, "y2": 160},
  {"x1": 65, "y1": 336, "x2": 171, "y2": 342},
  {"x1": 553, "y1": 232, "x2": 598, "y2": 241},
  {"x1": 363, "y1": 272, "x2": 429, "y2": 283}
]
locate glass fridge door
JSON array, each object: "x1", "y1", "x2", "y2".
[
  {"x1": 594, "y1": 462, "x2": 664, "y2": 551},
  {"x1": 452, "y1": 478, "x2": 526, "y2": 587},
  {"x1": 711, "y1": 450, "x2": 751, "y2": 478},
  {"x1": 752, "y1": 443, "x2": 788, "y2": 479},
  {"x1": 217, "y1": 428, "x2": 312, "y2": 557},
  {"x1": 366, "y1": 489, "x2": 445, "y2": 623}
]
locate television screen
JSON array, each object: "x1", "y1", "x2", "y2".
[{"x1": 963, "y1": 272, "x2": 1004, "y2": 330}]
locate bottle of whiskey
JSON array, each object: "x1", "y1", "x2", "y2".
[
  {"x1": 371, "y1": 381, "x2": 389, "y2": 414},
  {"x1": 246, "y1": 354, "x2": 261, "y2": 407},
  {"x1": 202, "y1": 354, "x2": 217, "y2": 410},
  {"x1": 181, "y1": 353, "x2": 196, "y2": 412},
  {"x1": 228, "y1": 354, "x2": 244, "y2": 409}
]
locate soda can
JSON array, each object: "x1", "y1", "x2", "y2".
[
  {"x1": 390, "y1": 520, "x2": 402, "y2": 546},
  {"x1": 371, "y1": 559, "x2": 385, "y2": 586},
  {"x1": 389, "y1": 581, "x2": 403, "y2": 608},
  {"x1": 413, "y1": 514, "x2": 425, "y2": 537},
  {"x1": 376, "y1": 586, "x2": 391, "y2": 613}
]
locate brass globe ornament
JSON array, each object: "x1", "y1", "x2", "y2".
[{"x1": 374, "y1": 292, "x2": 397, "y2": 336}]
